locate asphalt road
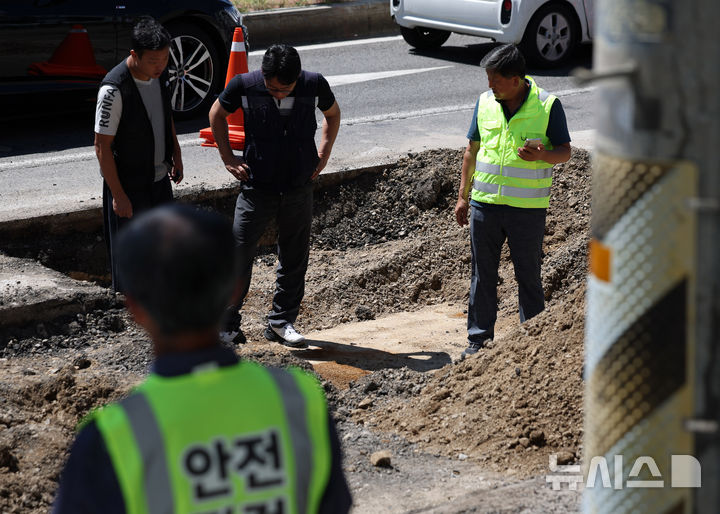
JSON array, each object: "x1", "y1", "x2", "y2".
[{"x1": 0, "y1": 34, "x2": 596, "y2": 223}]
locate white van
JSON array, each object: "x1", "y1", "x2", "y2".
[{"x1": 390, "y1": 0, "x2": 594, "y2": 67}]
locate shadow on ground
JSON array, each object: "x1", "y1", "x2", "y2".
[
  {"x1": 409, "y1": 41, "x2": 593, "y2": 78},
  {"x1": 294, "y1": 338, "x2": 451, "y2": 372}
]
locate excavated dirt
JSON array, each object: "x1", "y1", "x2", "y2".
[{"x1": 0, "y1": 147, "x2": 591, "y2": 513}]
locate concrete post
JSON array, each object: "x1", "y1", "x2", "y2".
[{"x1": 583, "y1": 0, "x2": 719, "y2": 511}]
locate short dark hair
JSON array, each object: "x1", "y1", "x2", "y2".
[
  {"x1": 116, "y1": 205, "x2": 238, "y2": 336},
  {"x1": 479, "y1": 44, "x2": 526, "y2": 78},
  {"x1": 131, "y1": 16, "x2": 171, "y2": 57},
  {"x1": 261, "y1": 44, "x2": 301, "y2": 85}
]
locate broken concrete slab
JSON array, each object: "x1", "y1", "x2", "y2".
[{"x1": 0, "y1": 253, "x2": 114, "y2": 328}]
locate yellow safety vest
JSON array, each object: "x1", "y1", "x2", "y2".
[
  {"x1": 92, "y1": 361, "x2": 331, "y2": 514},
  {"x1": 472, "y1": 76, "x2": 557, "y2": 208}
]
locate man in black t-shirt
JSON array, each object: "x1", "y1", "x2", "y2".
[{"x1": 209, "y1": 44, "x2": 341, "y2": 347}]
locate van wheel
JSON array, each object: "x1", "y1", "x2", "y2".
[
  {"x1": 400, "y1": 26, "x2": 451, "y2": 50},
  {"x1": 521, "y1": 4, "x2": 578, "y2": 67}
]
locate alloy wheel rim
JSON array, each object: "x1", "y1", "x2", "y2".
[{"x1": 168, "y1": 35, "x2": 214, "y2": 113}]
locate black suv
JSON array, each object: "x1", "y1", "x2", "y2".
[{"x1": 0, "y1": 0, "x2": 243, "y2": 119}]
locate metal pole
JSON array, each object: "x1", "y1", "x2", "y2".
[{"x1": 583, "y1": 0, "x2": 720, "y2": 511}]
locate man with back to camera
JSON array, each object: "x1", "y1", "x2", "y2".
[
  {"x1": 455, "y1": 44, "x2": 571, "y2": 359},
  {"x1": 95, "y1": 16, "x2": 183, "y2": 292},
  {"x1": 208, "y1": 44, "x2": 341, "y2": 348},
  {"x1": 52, "y1": 204, "x2": 352, "y2": 513}
]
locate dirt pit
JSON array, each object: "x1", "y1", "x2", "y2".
[{"x1": 0, "y1": 147, "x2": 591, "y2": 512}]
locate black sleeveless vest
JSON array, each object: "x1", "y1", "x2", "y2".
[
  {"x1": 100, "y1": 61, "x2": 173, "y2": 191},
  {"x1": 240, "y1": 70, "x2": 320, "y2": 191}
]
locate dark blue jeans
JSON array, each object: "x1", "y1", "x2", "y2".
[
  {"x1": 468, "y1": 202, "x2": 546, "y2": 345},
  {"x1": 232, "y1": 184, "x2": 313, "y2": 328}
]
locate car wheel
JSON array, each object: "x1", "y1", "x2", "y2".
[
  {"x1": 166, "y1": 21, "x2": 223, "y2": 119},
  {"x1": 400, "y1": 26, "x2": 451, "y2": 50},
  {"x1": 521, "y1": 4, "x2": 578, "y2": 67}
]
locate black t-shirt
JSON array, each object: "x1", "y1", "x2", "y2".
[{"x1": 218, "y1": 72, "x2": 336, "y2": 116}]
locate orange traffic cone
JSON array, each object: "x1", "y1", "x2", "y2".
[
  {"x1": 199, "y1": 27, "x2": 247, "y2": 150},
  {"x1": 28, "y1": 25, "x2": 107, "y2": 79}
]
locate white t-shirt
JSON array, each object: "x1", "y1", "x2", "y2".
[{"x1": 94, "y1": 77, "x2": 168, "y2": 182}]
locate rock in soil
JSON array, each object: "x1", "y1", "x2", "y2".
[{"x1": 370, "y1": 450, "x2": 393, "y2": 468}]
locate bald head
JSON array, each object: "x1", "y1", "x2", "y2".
[{"x1": 116, "y1": 205, "x2": 237, "y2": 336}]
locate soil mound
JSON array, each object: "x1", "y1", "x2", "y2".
[
  {"x1": 0, "y1": 147, "x2": 591, "y2": 511},
  {"x1": 349, "y1": 286, "x2": 586, "y2": 476},
  {"x1": 328, "y1": 148, "x2": 591, "y2": 476}
]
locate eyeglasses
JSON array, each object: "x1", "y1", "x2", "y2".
[
  {"x1": 266, "y1": 86, "x2": 294, "y2": 93},
  {"x1": 264, "y1": 80, "x2": 295, "y2": 94}
]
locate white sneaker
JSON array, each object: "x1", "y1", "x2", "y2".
[
  {"x1": 265, "y1": 323, "x2": 306, "y2": 347},
  {"x1": 219, "y1": 329, "x2": 246, "y2": 345}
]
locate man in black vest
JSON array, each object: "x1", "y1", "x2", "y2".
[
  {"x1": 94, "y1": 16, "x2": 183, "y2": 292},
  {"x1": 208, "y1": 44, "x2": 341, "y2": 347}
]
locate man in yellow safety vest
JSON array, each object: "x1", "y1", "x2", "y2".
[
  {"x1": 455, "y1": 44, "x2": 571, "y2": 358},
  {"x1": 53, "y1": 204, "x2": 351, "y2": 513}
]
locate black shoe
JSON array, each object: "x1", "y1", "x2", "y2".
[
  {"x1": 461, "y1": 341, "x2": 485, "y2": 359},
  {"x1": 220, "y1": 309, "x2": 246, "y2": 345}
]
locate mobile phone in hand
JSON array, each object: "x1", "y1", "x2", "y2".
[{"x1": 524, "y1": 138, "x2": 542, "y2": 149}]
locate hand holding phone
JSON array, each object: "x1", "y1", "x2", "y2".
[{"x1": 524, "y1": 138, "x2": 542, "y2": 149}]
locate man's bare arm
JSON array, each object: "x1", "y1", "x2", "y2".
[
  {"x1": 313, "y1": 100, "x2": 341, "y2": 179},
  {"x1": 455, "y1": 140, "x2": 481, "y2": 226},
  {"x1": 208, "y1": 99, "x2": 249, "y2": 181},
  {"x1": 169, "y1": 120, "x2": 183, "y2": 183},
  {"x1": 95, "y1": 133, "x2": 133, "y2": 218}
]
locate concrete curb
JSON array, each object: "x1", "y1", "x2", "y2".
[
  {"x1": 0, "y1": 254, "x2": 115, "y2": 328},
  {"x1": 0, "y1": 164, "x2": 386, "y2": 240},
  {"x1": 242, "y1": 0, "x2": 398, "y2": 48},
  {"x1": 0, "y1": 164, "x2": 387, "y2": 329}
]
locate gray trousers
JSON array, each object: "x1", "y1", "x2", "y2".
[{"x1": 232, "y1": 184, "x2": 313, "y2": 328}]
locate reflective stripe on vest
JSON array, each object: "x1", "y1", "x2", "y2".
[
  {"x1": 119, "y1": 394, "x2": 174, "y2": 514},
  {"x1": 475, "y1": 161, "x2": 553, "y2": 180},
  {"x1": 96, "y1": 362, "x2": 329, "y2": 514},
  {"x1": 472, "y1": 179, "x2": 551, "y2": 199},
  {"x1": 267, "y1": 367, "x2": 312, "y2": 514},
  {"x1": 473, "y1": 180, "x2": 498, "y2": 195},
  {"x1": 471, "y1": 76, "x2": 556, "y2": 208}
]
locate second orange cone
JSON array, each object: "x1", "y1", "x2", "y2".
[
  {"x1": 28, "y1": 25, "x2": 107, "y2": 79},
  {"x1": 199, "y1": 27, "x2": 247, "y2": 150}
]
